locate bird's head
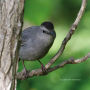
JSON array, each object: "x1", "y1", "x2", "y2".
[{"x1": 40, "y1": 21, "x2": 56, "y2": 38}]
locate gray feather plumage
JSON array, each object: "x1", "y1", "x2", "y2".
[{"x1": 19, "y1": 25, "x2": 56, "y2": 61}]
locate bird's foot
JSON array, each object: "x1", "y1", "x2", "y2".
[
  {"x1": 41, "y1": 64, "x2": 47, "y2": 74},
  {"x1": 38, "y1": 59, "x2": 47, "y2": 74},
  {"x1": 22, "y1": 68, "x2": 30, "y2": 78}
]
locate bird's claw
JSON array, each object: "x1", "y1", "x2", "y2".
[
  {"x1": 41, "y1": 64, "x2": 47, "y2": 74},
  {"x1": 22, "y1": 68, "x2": 30, "y2": 78}
]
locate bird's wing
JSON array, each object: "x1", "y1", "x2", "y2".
[{"x1": 21, "y1": 26, "x2": 39, "y2": 46}]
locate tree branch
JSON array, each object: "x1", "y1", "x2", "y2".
[
  {"x1": 45, "y1": 0, "x2": 87, "y2": 69},
  {"x1": 47, "y1": 53, "x2": 90, "y2": 72},
  {"x1": 17, "y1": 0, "x2": 87, "y2": 80},
  {"x1": 17, "y1": 53, "x2": 90, "y2": 80}
]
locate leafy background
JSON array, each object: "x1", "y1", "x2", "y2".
[{"x1": 17, "y1": 0, "x2": 90, "y2": 90}]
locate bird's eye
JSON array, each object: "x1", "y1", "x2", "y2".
[
  {"x1": 43, "y1": 30, "x2": 50, "y2": 35},
  {"x1": 43, "y1": 30, "x2": 47, "y2": 33}
]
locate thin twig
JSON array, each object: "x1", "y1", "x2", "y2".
[
  {"x1": 45, "y1": 0, "x2": 87, "y2": 69},
  {"x1": 48, "y1": 53, "x2": 90, "y2": 72}
]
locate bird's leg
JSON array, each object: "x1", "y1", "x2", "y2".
[
  {"x1": 38, "y1": 60, "x2": 47, "y2": 73},
  {"x1": 22, "y1": 60, "x2": 27, "y2": 71},
  {"x1": 22, "y1": 60, "x2": 28, "y2": 77}
]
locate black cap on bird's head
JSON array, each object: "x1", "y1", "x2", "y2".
[
  {"x1": 41, "y1": 21, "x2": 56, "y2": 38},
  {"x1": 41, "y1": 21, "x2": 54, "y2": 30}
]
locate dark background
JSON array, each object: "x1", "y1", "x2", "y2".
[{"x1": 17, "y1": 0, "x2": 90, "y2": 90}]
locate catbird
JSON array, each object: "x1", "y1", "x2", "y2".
[{"x1": 19, "y1": 21, "x2": 56, "y2": 73}]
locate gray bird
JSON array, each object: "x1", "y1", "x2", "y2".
[{"x1": 19, "y1": 21, "x2": 56, "y2": 72}]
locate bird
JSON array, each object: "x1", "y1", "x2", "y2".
[{"x1": 19, "y1": 21, "x2": 56, "y2": 73}]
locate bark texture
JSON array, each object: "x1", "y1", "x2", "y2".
[{"x1": 0, "y1": 0, "x2": 24, "y2": 90}]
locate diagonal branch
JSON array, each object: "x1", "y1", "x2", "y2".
[
  {"x1": 45, "y1": 0, "x2": 87, "y2": 69},
  {"x1": 16, "y1": 53, "x2": 90, "y2": 80}
]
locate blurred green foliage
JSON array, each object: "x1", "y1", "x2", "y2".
[{"x1": 17, "y1": 0, "x2": 90, "y2": 90}]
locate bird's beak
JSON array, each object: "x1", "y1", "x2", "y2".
[{"x1": 49, "y1": 30, "x2": 56, "y2": 38}]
